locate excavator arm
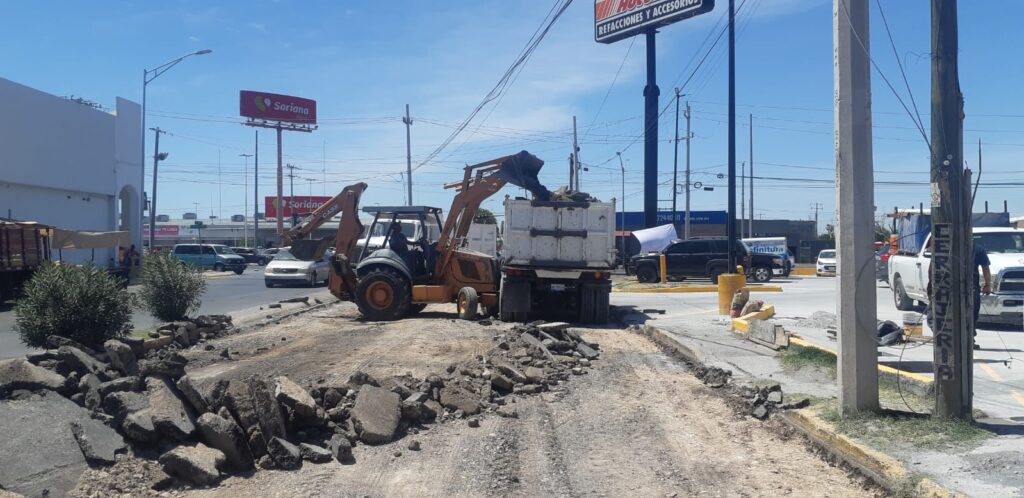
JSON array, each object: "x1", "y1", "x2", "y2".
[{"x1": 283, "y1": 182, "x2": 367, "y2": 261}]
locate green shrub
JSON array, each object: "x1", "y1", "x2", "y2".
[
  {"x1": 138, "y1": 252, "x2": 207, "y2": 322},
  {"x1": 15, "y1": 263, "x2": 135, "y2": 348}
]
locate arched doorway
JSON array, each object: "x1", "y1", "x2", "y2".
[{"x1": 117, "y1": 185, "x2": 139, "y2": 238}]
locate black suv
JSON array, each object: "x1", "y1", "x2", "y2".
[{"x1": 632, "y1": 238, "x2": 781, "y2": 283}]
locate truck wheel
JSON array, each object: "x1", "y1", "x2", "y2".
[
  {"x1": 214, "y1": 263, "x2": 224, "y2": 272},
  {"x1": 457, "y1": 287, "x2": 479, "y2": 320},
  {"x1": 579, "y1": 283, "x2": 610, "y2": 324},
  {"x1": 234, "y1": 267, "x2": 244, "y2": 275},
  {"x1": 752, "y1": 266, "x2": 772, "y2": 283},
  {"x1": 579, "y1": 285, "x2": 595, "y2": 323},
  {"x1": 408, "y1": 303, "x2": 428, "y2": 315},
  {"x1": 355, "y1": 267, "x2": 410, "y2": 321},
  {"x1": 637, "y1": 264, "x2": 658, "y2": 283},
  {"x1": 893, "y1": 276, "x2": 913, "y2": 311},
  {"x1": 709, "y1": 268, "x2": 724, "y2": 285}
]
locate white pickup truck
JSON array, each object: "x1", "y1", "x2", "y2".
[{"x1": 888, "y1": 227, "x2": 1024, "y2": 325}]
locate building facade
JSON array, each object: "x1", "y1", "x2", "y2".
[{"x1": 0, "y1": 77, "x2": 142, "y2": 265}]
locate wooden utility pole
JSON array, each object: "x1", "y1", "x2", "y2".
[
  {"x1": 834, "y1": 0, "x2": 879, "y2": 414},
  {"x1": 930, "y1": 0, "x2": 972, "y2": 420}
]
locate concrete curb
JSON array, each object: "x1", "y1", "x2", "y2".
[
  {"x1": 613, "y1": 285, "x2": 782, "y2": 294},
  {"x1": 730, "y1": 304, "x2": 777, "y2": 333},
  {"x1": 791, "y1": 267, "x2": 817, "y2": 276},
  {"x1": 787, "y1": 336, "x2": 934, "y2": 396},
  {"x1": 780, "y1": 409, "x2": 960, "y2": 497},
  {"x1": 632, "y1": 323, "x2": 958, "y2": 497}
]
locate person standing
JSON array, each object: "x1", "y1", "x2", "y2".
[{"x1": 973, "y1": 243, "x2": 993, "y2": 349}]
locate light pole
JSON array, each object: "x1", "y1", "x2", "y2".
[
  {"x1": 239, "y1": 153, "x2": 253, "y2": 247},
  {"x1": 617, "y1": 152, "x2": 626, "y2": 269},
  {"x1": 143, "y1": 48, "x2": 212, "y2": 251}
]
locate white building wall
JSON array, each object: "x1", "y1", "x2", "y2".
[{"x1": 0, "y1": 77, "x2": 142, "y2": 265}]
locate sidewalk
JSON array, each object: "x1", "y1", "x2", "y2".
[{"x1": 620, "y1": 306, "x2": 1024, "y2": 497}]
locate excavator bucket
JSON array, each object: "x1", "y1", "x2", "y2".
[
  {"x1": 290, "y1": 237, "x2": 333, "y2": 261},
  {"x1": 497, "y1": 150, "x2": 550, "y2": 201}
]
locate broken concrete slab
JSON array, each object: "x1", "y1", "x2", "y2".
[
  {"x1": 70, "y1": 419, "x2": 127, "y2": 465},
  {"x1": 267, "y1": 437, "x2": 301, "y2": 470},
  {"x1": 122, "y1": 409, "x2": 159, "y2": 444},
  {"x1": 146, "y1": 376, "x2": 196, "y2": 441},
  {"x1": 97, "y1": 376, "x2": 142, "y2": 398},
  {"x1": 489, "y1": 372, "x2": 515, "y2": 392},
  {"x1": 766, "y1": 390, "x2": 783, "y2": 404},
  {"x1": 0, "y1": 392, "x2": 92, "y2": 497},
  {"x1": 158, "y1": 443, "x2": 225, "y2": 486},
  {"x1": 524, "y1": 366, "x2": 545, "y2": 383},
  {"x1": 223, "y1": 380, "x2": 260, "y2": 433},
  {"x1": 330, "y1": 434, "x2": 354, "y2": 463},
  {"x1": 196, "y1": 413, "x2": 254, "y2": 471},
  {"x1": 537, "y1": 322, "x2": 570, "y2": 333},
  {"x1": 175, "y1": 375, "x2": 211, "y2": 414},
  {"x1": 347, "y1": 370, "x2": 381, "y2": 388},
  {"x1": 0, "y1": 358, "x2": 67, "y2": 395},
  {"x1": 576, "y1": 343, "x2": 600, "y2": 360},
  {"x1": 298, "y1": 442, "x2": 332, "y2": 463},
  {"x1": 79, "y1": 373, "x2": 103, "y2": 411},
  {"x1": 439, "y1": 385, "x2": 480, "y2": 415},
  {"x1": 102, "y1": 389, "x2": 148, "y2": 423},
  {"x1": 57, "y1": 346, "x2": 109, "y2": 379},
  {"x1": 138, "y1": 353, "x2": 187, "y2": 380},
  {"x1": 493, "y1": 362, "x2": 528, "y2": 384},
  {"x1": 275, "y1": 376, "x2": 318, "y2": 419},
  {"x1": 351, "y1": 385, "x2": 401, "y2": 444},
  {"x1": 248, "y1": 378, "x2": 287, "y2": 442},
  {"x1": 46, "y1": 336, "x2": 99, "y2": 356},
  {"x1": 103, "y1": 340, "x2": 138, "y2": 376}
]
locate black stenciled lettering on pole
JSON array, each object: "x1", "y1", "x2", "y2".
[
  {"x1": 643, "y1": 29, "x2": 660, "y2": 229},
  {"x1": 726, "y1": 0, "x2": 737, "y2": 270}
]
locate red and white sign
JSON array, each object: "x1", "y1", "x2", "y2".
[
  {"x1": 240, "y1": 90, "x2": 317, "y2": 124},
  {"x1": 142, "y1": 225, "x2": 180, "y2": 237},
  {"x1": 265, "y1": 196, "x2": 331, "y2": 219},
  {"x1": 595, "y1": 0, "x2": 715, "y2": 44}
]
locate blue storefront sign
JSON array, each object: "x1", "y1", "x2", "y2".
[{"x1": 618, "y1": 211, "x2": 726, "y2": 230}]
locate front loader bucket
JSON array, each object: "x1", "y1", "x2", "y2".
[
  {"x1": 290, "y1": 237, "x2": 332, "y2": 261},
  {"x1": 497, "y1": 150, "x2": 550, "y2": 201}
]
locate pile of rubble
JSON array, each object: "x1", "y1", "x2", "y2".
[{"x1": 0, "y1": 319, "x2": 600, "y2": 493}]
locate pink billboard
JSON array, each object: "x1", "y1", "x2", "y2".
[{"x1": 240, "y1": 90, "x2": 317, "y2": 124}]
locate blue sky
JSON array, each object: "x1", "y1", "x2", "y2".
[{"x1": 2, "y1": 0, "x2": 1022, "y2": 231}]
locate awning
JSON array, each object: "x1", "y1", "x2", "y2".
[
  {"x1": 632, "y1": 224, "x2": 677, "y2": 254},
  {"x1": 51, "y1": 229, "x2": 131, "y2": 250}
]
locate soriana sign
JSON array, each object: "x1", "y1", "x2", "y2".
[
  {"x1": 265, "y1": 196, "x2": 331, "y2": 219},
  {"x1": 595, "y1": 0, "x2": 715, "y2": 44},
  {"x1": 240, "y1": 90, "x2": 317, "y2": 124}
]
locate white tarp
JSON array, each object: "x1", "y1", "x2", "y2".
[
  {"x1": 632, "y1": 224, "x2": 677, "y2": 254},
  {"x1": 51, "y1": 230, "x2": 130, "y2": 250}
]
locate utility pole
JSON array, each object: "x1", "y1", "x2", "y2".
[
  {"x1": 217, "y1": 149, "x2": 222, "y2": 220},
  {"x1": 741, "y1": 161, "x2": 746, "y2": 237},
  {"x1": 834, "y1": 0, "x2": 879, "y2": 414},
  {"x1": 572, "y1": 115, "x2": 580, "y2": 191},
  {"x1": 811, "y1": 202, "x2": 823, "y2": 236},
  {"x1": 749, "y1": 113, "x2": 754, "y2": 238},
  {"x1": 239, "y1": 153, "x2": 253, "y2": 247},
  {"x1": 643, "y1": 28, "x2": 660, "y2": 229},
  {"x1": 684, "y1": 101, "x2": 692, "y2": 240},
  {"x1": 930, "y1": 0, "x2": 971, "y2": 419},
  {"x1": 726, "y1": 0, "x2": 737, "y2": 269},
  {"x1": 403, "y1": 104, "x2": 413, "y2": 206},
  {"x1": 285, "y1": 164, "x2": 297, "y2": 227},
  {"x1": 254, "y1": 130, "x2": 259, "y2": 248},
  {"x1": 672, "y1": 88, "x2": 681, "y2": 233},
  {"x1": 618, "y1": 152, "x2": 626, "y2": 268},
  {"x1": 147, "y1": 127, "x2": 166, "y2": 251}
]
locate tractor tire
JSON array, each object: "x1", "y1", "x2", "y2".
[
  {"x1": 355, "y1": 267, "x2": 410, "y2": 321},
  {"x1": 636, "y1": 264, "x2": 659, "y2": 283},
  {"x1": 893, "y1": 276, "x2": 913, "y2": 311},
  {"x1": 408, "y1": 303, "x2": 428, "y2": 315},
  {"x1": 457, "y1": 287, "x2": 479, "y2": 320}
]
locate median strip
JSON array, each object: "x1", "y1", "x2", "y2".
[{"x1": 613, "y1": 284, "x2": 782, "y2": 293}]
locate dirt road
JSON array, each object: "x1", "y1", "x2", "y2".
[{"x1": 164, "y1": 302, "x2": 878, "y2": 497}]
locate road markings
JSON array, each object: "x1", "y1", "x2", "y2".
[
  {"x1": 978, "y1": 363, "x2": 1004, "y2": 382},
  {"x1": 1012, "y1": 390, "x2": 1024, "y2": 408}
]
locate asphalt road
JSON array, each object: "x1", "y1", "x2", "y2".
[
  {"x1": 0, "y1": 265, "x2": 330, "y2": 359},
  {"x1": 612, "y1": 275, "x2": 1024, "y2": 420}
]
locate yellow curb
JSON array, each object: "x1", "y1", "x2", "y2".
[
  {"x1": 788, "y1": 336, "x2": 935, "y2": 386},
  {"x1": 791, "y1": 267, "x2": 817, "y2": 276},
  {"x1": 782, "y1": 409, "x2": 961, "y2": 497},
  {"x1": 730, "y1": 304, "x2": 776, "y2": 333},
  {"x1": 203, "y1": 271, "x2": 239, "y2": 279},
  {"x1": 614, "y1": 285, "x2": 783, "y2": 294}
]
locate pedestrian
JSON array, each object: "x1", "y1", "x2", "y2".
[
  {"x1": 128, "y1": 244, "x2": 141, "y2": 281},
  {"x1": 973, "y1": 242, "x2": 993, "y2": 349}
]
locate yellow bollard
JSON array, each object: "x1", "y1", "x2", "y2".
[
  {"x1": 659, "y1": 254, "x2": 668, "y2": 285},
  {"x1": 717, "y1": 273, "x2": 747, "y2": 315}
]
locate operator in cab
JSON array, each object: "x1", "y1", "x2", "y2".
[{"x1": 388, "y1": 223, "x2": 409, "y2": 255}]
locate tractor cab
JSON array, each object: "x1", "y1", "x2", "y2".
[{"x1": 358, "y1": 206, "x2": 444, "y2": 283}]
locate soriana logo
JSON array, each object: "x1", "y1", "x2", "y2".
[
  {"x1": 265, "y1": 196, "x2": 331, "y2": 219},
  {"x1": 240, "y1": 90, "x2": 317, "y2": 124}
]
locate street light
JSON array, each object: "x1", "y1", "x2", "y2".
[{"x1": 143, "y1": 49, "x2": 212, "y2": 251}]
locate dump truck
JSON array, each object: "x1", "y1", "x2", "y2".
[
  {"x1": 499, "y1": 196, "x2": 616, "y2": 324},
  {"x1": 1, "y1": 221, "x2": 51, "y2": 302}
]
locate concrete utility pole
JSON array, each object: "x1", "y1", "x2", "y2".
[
  {"x1": 741, "y1": 161, "x2": 746, "y2": 236},
  {"x1": 643, "y1": 29, "x2": 660, "y2": 229},
  {"x1": 572, "y1": 115, "x2": 580, "y2": 191},
  {"x1": 147, "y1": 127, "x2": 166, "y2": 251},
  {"x1": 403, "y1": 104, "x2": 413, "y2": 206},
  {"x1": 834, "y1": 0, "x2": 879, "y2": 414},
  {"x1": 239, "y1": 153, "x2": 253, "y2": 247},
  {"x1": 812, "y1": 202, "x2": 823, "y2": 236},
  {"x1": 672, "y1": 88, "x2": 682, "y2": 233},
  {"x1": 618, "y1": 152, "x2": 626, "y2": 268},
  {"x1": 930, "y1": 0, "x2": 972, "y2": 419},
  {"x1": 749, "y1": 113, "x2": 754, "y2": 238},
  {"x1": 684, "y1": 101, "x2": 692, "y2": 240},
  {"x1": 285, "y1": 164, "x2": 297, "y2": 227}
]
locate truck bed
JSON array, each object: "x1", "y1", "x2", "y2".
[{"x1": 502, "y1": 198, "x2": 616, "y2": 269}]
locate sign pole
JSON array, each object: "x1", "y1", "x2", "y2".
[
  {"x1": 276, "y1": 125, "x2": 284, "y2": 237},
  {"x1": 254, "y1": 130, "x2": 259, "y2": 249},
  {"x1": 726, "y1": 0, "x2": 737, "y2": 270},
  {"x1": 643, "y1": 28, "x2": 659, "y2": 229}
]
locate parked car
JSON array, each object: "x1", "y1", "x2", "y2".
[
  {"x1": 231, "y1": 247, "x2": 270, "y2": 265},
  {"x1": 632, "y1": 238, "x2": 782, "y2": 284},
  {"x1": 816, "y1": 249, "x2": 837, "y2": 276},
  {"x1": 875, "y1": 246, "x2": 891, "y2": 283},
  {"x1": 171, "y1": 244, "x2": 246, "y2": 274},
  {"x1": 784, "y1": 249, "x2": 796, "y2": 277},
  {"x1": 264, "y1": 247, "x2": 330, "y2": 287}
]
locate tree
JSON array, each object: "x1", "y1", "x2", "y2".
[
  {"x1": 875, "y1": 222, "x2": 892, "y2": 243},
  {"x1": 474, "y1": 208, "x2": 497, "y2": 224},
  {"x1": 139, "y1": 252, "x2": 207, "y2": 321}
]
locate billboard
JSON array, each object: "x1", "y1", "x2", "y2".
[
  {"x1": 265, "y1": 196, "x2": 332, "y2": 219},
  {"x1": 595, "y1": 0, "x2": 715, "y2": 44},
  {"x1": 143, "y1": 226, "x2": 200, "y2": 237},
  {"x1": 240, "y1": 90, "x2": 317, "y2": 124},
  {"x1": 618, "y1": 210, "x2": 726, "y2": 229}
]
